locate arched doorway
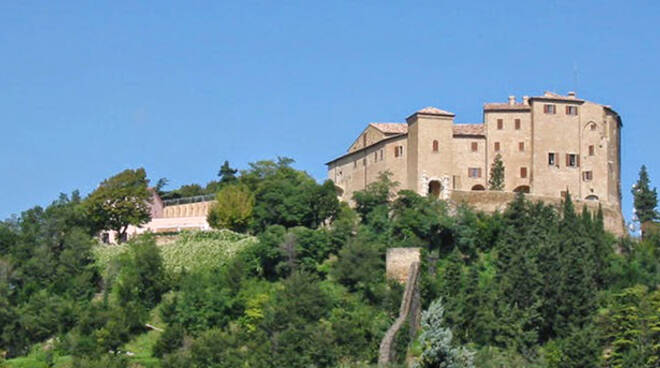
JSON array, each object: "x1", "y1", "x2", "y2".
[
  {"x1": 513, "y1": 185, "x2": 530, "y2": 193},
  {"x1": 428, "y1": 180, "x2": 442, "y2": 199},
  {"x1": 471, "y1": 184, "x2": 485, "y2": 191},
  {"x1": 335, "y1": 185, "x2": 344, "y2": 199}
]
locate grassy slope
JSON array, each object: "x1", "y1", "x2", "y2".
[{"x1": 6, "y1": 230, "x2": 253, "y2": 368}]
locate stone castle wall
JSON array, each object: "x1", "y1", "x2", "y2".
[
  {"x1": 449, "y1": 190, "x2": 625, "y2": 236},
  {"x1": 386, "y1": 247, "x2": 421, "y2": 283}
]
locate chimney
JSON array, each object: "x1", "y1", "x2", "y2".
[
  {"x1": 508, "y1": 95, "x2": 515, "y2": 105},
  {"x1": 523, "y1": 96, "x2": 529, "y2": 105},
  {"x1": 568, "y1": 91, "x2": 576, "y2": 98}
]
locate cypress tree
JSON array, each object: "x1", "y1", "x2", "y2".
[
  {"x1": 632, "y1": 165, "x2": 658, "y2": 224},
  {"x1": 488, "y1": 154, "x2": 505, "y2": 191},
  {"x1": 555, "y1": 192, "x2": 597, "y2": 336}
]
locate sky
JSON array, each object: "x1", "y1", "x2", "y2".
[{"x1": 1, "y1": 1, "x2": 659, "y2": 223}]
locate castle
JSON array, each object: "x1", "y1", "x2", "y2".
[{"x1": 326, "y1": 91, "x2": 625, "y2": 234}]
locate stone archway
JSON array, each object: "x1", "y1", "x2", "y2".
[
  {"x1": 471, "y1": 184, "x2": 485, "y2": 191},
  {"x1": 428, "y1": 180, "x2": 442, "y2": 199}
]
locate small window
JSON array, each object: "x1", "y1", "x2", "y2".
[
  {"x1": 101, "y1": 233, "x2": 110, "y2": 244},
  {"x1": 374, "y1": 152, "x2": 378, "y2": 161},
  {"x1": 590, "y1": 123, "x2": 597, "y2": 131},
  {"x1": 362, "y1": 134, "x2": 367, "y2": 146},
  {"x1": 543, "y1": 104, "x2": 556, "y2": 114},
  {"x1": 583, "y1": 171, "x2": 593, "y2": 181},
  {"x1": 471, "y1": 142, "x2": 478, "y2": 152},
  {"x1": 363, "y1": 158, "x2": 366, "y2": 166},
  {"x1": 520, "y1": 167, "x2": 528, "y2": 178},
  {"x1": 566, "y1": 153, "x2": 579, "y2": 167},
  {"x1": 432, "y1": 140, "x2": 439, "y2": 152},
  {"x1": 566, "y1": 106, "x2": 578, "y2": 115},
  {"x1": 494, "y1": 142, "x2": 501, "y2": 151},
  {"x1": 380, "y1": 149, "x2": 383, "y2": 160},
  {"x1": 394, "y1": 145, "x2": 404, "y2": 158},
  {"x1": 515, "y1": 119, "x2": 521, "y2": 130},
  {"x1": 588, "y1": 145, "x2": 594, "y2": 156},
  {"x1": 519, "y1": 142, "x2": 525, "y2": 152},
  {"x1": 561, "y1": 191, "x2": 568, "y2": 199},
  {"x1": 468, "y1": 168, "x2": 482, "y2": 178},
  {"x1": 497, "y1": 119, "x2": 503, "y2": 130},
  {"x1": 548, "y1": 152, "x2": 556, "y2": 166}
]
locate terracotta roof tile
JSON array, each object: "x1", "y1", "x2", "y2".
[
  {"x1": 483, "y1": 103, "x2": 531, "y2": 111},
  {"x1": 453, "y1": 124, "x2": 485, "y2": 136},
  {"x1": 369, "y1": 122, "x2": 408, "y2": 134},
  {"x1": 417, "y1": 106, "x2": 455, "y2": 116}
]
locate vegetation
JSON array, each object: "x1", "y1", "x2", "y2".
[
  {"x1": 207, "y1": 184, "x2": 255, "y2": 232},
  {"x1": 633, "y1": 165, "x2": 659, "y2": 225},
  {"x1": 83, "y1": 168, "x2": 152, "y2": 242},
  {"x1": 488, "y1": 153, "x2": 505, "y2": 191},
  {"x1": 2, "y1": 158, "x2": 659, "y2": 368}
]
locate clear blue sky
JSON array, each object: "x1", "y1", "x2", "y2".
[{"x1": 1, "y1": 1, "x2": 659, "y2": 223}]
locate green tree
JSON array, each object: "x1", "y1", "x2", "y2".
[
  {"x1": 488, "y1": 153, "x2": 505, "y2": 191},
  {"x1": 84, "y1": 168, "x2": 151, "y2": 242},
  {"x1": 352, "y1": 171, "x2": 398, "y2": 223},
  {"x1": 207, "y1": 184, "x2": 255, "y2": 232},
  {"x1": 218, "y1": 160, "x2": 238, "y2": 184},
  {"x1": 632, "y1": 165, "x2": 658, "y2": 225}
]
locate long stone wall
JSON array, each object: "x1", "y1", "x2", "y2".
[
  {"x1": 449, "y1": 190, "x2": 625, "y2": 236},
  {"x1": 378, "y1": 261, "x2": 421, "y2": 366}
]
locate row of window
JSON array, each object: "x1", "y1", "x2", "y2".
[
  {"x1": 544, "y1": 104, "x2": 578, "y2": 115},
  {"x1": 548, "y1": 152, "x2": 581, "y2": 167},
  {"x1": 496, "y1": 118, "x2": 522, "y2": 130},
  {"x1": 468, "y1": 166, "x2": 594, "y2": 181}
]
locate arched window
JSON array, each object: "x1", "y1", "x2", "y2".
[
  {"x1": 432, "y1": 140, "x2": 439, "y2": 152},
  {"x1": 585, "y1": 194, "x2": 599, "y2": 201},
  {"x1": 471, "y1": 184, "x2": 485, "y2": 191},
  {"x1": 513, "y1": 185, "x2": 530, "y2": 193}
]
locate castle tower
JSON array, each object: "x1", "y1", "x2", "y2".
[{"x1": 406, "y1": 107, "x2": 455, "y2": 197}]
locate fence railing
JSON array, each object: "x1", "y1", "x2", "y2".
[{"x1": 162, "y1": 194, "x2": 216, "y2": 207}]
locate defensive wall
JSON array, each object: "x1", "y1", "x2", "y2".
[{"x1": 449, "y1": 190, "x2": 625, "y2": 236}]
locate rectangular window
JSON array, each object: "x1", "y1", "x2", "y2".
[
  {"x1": 394, "y1": 145, "x2": 404, "y2": 158},
  {"x1": 588, "y1": 145, "x2": 594, "y2": 156},
  {"x1": 561, "y1": 191, "x2": 568, "y2": 199},
  {"x1": 548, "y1": 152, "x2": 556, "y2": 166},
  {"x1": 515, "y1": 119, "x2": 521, "y2": 130},
  {"x1": 380, "y1": 149, "x2": 384, "y2": 160},
  {"x1": 362, "y1": 134, "x2": 367, "y2": 146},
  {"x1": 520, "y1": 167, "x2": 528, "y2": 178},
  {"x1": 519, "y1": 142, "x2": 524, "y2": 152},
  {"x1": 566, "y1": 153, "x2": 579, "y2": 167},
  {"x1": 374, "y1": 152, "x2": 378, "y2": 161},
  {"x1": 566, "y1": 106, "x2": 578, "y2": 115},
  {"x1": 494, "y1": 142, "x2": 501, "y2": 151},
  {"x1": 468, "y1": 168, "x2": 482, "y2": 178},
  {"x1": 583, "y1": 171, "x2": 593, "y2": 181},
  {"x1": 363, "y1": 158, "x2": 366, "y2": 166},
  {"x1": 471, "y1": 142, "x2": 478, "y2": 152},
  {"x1": 543, "y1": 104, "x2": 556, "y2": 114},
  {"x1": 497, "y1": 119, "x2": 503, "y2": 130}
]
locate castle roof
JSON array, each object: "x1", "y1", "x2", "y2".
[
  {"x1": 416, "y1": 106, "x2": 455, "y2": 116},
  {"x1": 369, "y1": 122, "x2": 408, "y2": 134},
  {"x1": 483, "y1": 103, "x2": 531, "y2": 111},
  {"x1": 452, "y1": 124, "x2": 485, "y2": 136}
]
